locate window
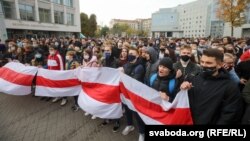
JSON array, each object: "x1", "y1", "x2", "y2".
[
  {"x1": 39, "y1": 8, "x2": 51, "y2": 23},
  {"x1": 53, "y1": 0, "x2": 63, "y2": 5},
  {"x1": 65, "y1": 0, "x2": 73, "y2": 7},
  {"x1": 54, "y1": 11, "x2": 64, "y2": 24},
  {"x1": 19, "y1": 4, "x2": 35, "y2": 21},
  {"x1": 2, "y1": 1, "x2": 16, "y2": 19}
]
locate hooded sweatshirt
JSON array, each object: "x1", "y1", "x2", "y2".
[{"x1": 145, "y1": 47, "x2": 160, "y2": 85}]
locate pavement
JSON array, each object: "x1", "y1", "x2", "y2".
[{"x1": 0, "y1": 93, "x2": 138, "y2": 141}]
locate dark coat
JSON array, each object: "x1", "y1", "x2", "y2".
[{"x1": 188, "y1": 69, "x2": 243, "y2": 124}]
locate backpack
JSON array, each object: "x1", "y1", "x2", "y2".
[{"x1": 149, "y1": 73, "x2": 176, "y2": 94}]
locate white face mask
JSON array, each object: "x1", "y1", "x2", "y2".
[
  {"x1": 49, "y1": 51, "x2": 55, "y2": 55},
  {"x1": 84, "y1": 55, "x2": 89, "y2": 60},
  {"x1": 55, "y1": 42, "x2": 59, "y2": 46},
  {"x1": 75, "y1": 47, "x2": 80, "y2": 51},
  {"x1": 35, "y1": 53, "x2": 42, "y2": 58},
  {"x1": 192, "y1": 49, "x2": 197, "y2": 55},
  {"x1": 11, "y1": 47, "x2": 16, "y2": 51},
  {"x1": 66, "y1": 56, "x2": 71, "y2": 60}
]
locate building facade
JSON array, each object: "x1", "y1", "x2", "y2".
[
  {"x1": 151, "y1": 8, "x2": 183, "y2": 38},
  {"x1": 1, "y1": 0, "x2": 80, "y2": 39},
  {"x1": 151, "y1": 0, "x2": 214, "y2": 38},
  {"x1": 109, "y1": 18, "x2": 151, "y2": 37}
]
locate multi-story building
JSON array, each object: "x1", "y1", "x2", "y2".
[
  {"x1": 151, "y1": 0, "x2": 214, "y2": 38},
  {"x1": 109, "y1": 18, "x2": 151, "y2": 37},
  {"x1": 0, "y1": 0, "x2": 80, "y2": 39},
  {"x1": 151, "y1": 8, "x2": 182, "y2": 38},
  {"x1": 110, "y1": 19, "x2": 139, "y2": 30}
]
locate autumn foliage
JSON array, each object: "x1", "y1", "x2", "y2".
[{"x1": 217, "y1": 0, "x2": 249, "y2": 36}]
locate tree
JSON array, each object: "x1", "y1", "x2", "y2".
[
  {"x1": 217, "y1": 0, "x2": 249, "y2": 36},
  {"x1": 80, "y1": 13, "x2": 89, "y2": 37},
  {"x1": 89, "y1": 14, "x2": 97, "y2": 37},
  {"x1": 100, "y1": 26, "x2": 110, "y2": 37},
  {"x1": 110, "y1": 23, "x2": 133, "y2": 37}
]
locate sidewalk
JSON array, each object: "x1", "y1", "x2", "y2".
[{"x1": 0, "y1": 93, "x2": 138, "y2": 141}]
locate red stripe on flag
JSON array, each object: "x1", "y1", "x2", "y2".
[
  {"x1": 0, "y1": 67, "x2": 34, "y2": 86},
  {"x1": 81, "y1": 82, "x2": 121, "y2": 104},
  {"x1": 36, "y1": 76, "x2": 80, "y2": 88},
  {"x1": 120, "y1": 82, "x2": 193, "y2": 125}
]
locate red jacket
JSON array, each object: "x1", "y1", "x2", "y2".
[{"x1": 47, "y1": 51, "x2": 64, "y2": 70}]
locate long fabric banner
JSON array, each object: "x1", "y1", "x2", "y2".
[
  {"x1": 0, "y1": 62, "x2": 193, "y2": 125},
  {"x1": 35, "y1": 68, "x2": 81, "y2": 97},
  {"x1": 0, "y1": 62, "x2": 38, "y2": 95}
]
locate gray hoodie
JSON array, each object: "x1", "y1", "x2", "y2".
[{"x1": 145, "y1": 47, "x2": 160, "y2": 85}]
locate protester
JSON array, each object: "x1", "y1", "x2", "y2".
[{"x1": 180, "y1": 48, "x2": 243, "y2": 124}]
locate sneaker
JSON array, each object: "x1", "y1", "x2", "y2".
[
  {"x1": 52, "y1": 97, "x2": 60, "y2": 103},
  {"x1": 138, "y1": 134, "x2": 144, "y2": 141},
  {"x1": 91, "y1": 115, "x2": 97, "y2": 119},
  {"x1": 60, "y1": 99, "x2": 67, "y2": 106},
  {"x1": 101, "y1": 120, "x2": 110, "y2": 126},
  {"x1": 122, "y1": 126, "x2": 135, "y2": 135},
  {"x1": 73, "y1": 106, "x2": 79, "y2": 112},
  {"x1": 72, "y1": 105, "x2": 79, "y2": 112},
  {"x1": 84, "y1": 112, "x2": 90, "y2": 116},
  {"x1": 112, "y1": 122, "x2": 120, "y2": 132}
]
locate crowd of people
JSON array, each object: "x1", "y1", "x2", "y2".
[{"x1": 0, "y1": 36, "x2": 250, "y2": 141}]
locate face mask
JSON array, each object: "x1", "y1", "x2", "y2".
[
  {"x1": 49, "y1": 51, "x2": 55, "y2": 55},
  {"x1": 84, "y1": 55, "x2": 89, "y2": 60},
  {"x1": 66, "y1": 56, "x2": 71, "y2": 60},
  {"x1": 164, "y1": 54, "x2": 169, "y2": 57},
  {"x1": 127, "y1": 55, "x2": 136, "y2": 62},
  {"x1": 192, "y1": 49, "x2": 197, "y2": 55},
  {"x1": 75, "y1": 47, "x2": 80, "y2": 51},
  {"x1": 160, "y1": 48, "x2": 165, "y2": 52},
  {"x1": 180, "y1": 55, "x2": 190, "y2": 62},
  {"x1": 104, "y1": 52, "x2": 111, "y2": 59},
  {"x1": 11, "y1": 47, "x2": 16, "y2": 51},
  {"x1": 33, "y1": 44, "x2": 38, "y2": 48},
  {"x1": 202, "y1": 66, "x2": 217, "y2": 77},
  {"x1": 55, "y1": 42, "x2": 59, "y2": 46},
  {"x1": 35, "y1": 53, "x2": 42, "y2": 58}
]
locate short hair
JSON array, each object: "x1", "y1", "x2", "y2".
[
  {"x1": 224, "y1": 53, "x2": 236, "y2": 61},
  {"x1": 203, "y1": 48, "x2": 224, "y2": 62},
  {"x1": 129, "y1": 47, "x2": 139, "y2": 54},
  {"x1": 66, "y1": 51, "x2": 75, "y2": 56},
  {"x1": 180, "y1": 45, "x2": 192, "y2": 51},
  {"x1": 103, "y1": 40, "x2": 113, "y2": 49}
]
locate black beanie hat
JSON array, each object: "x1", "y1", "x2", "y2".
[{"x1": 159, "y1": 57, "x2": 173, "y2": 70}]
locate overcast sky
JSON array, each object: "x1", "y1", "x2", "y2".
[{"x1": 79, "y1": 0, "x2": 196, "y2": 26}]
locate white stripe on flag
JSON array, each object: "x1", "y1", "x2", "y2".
[
  {"x1": 78, "y1": 90, "x2": 122, "y2": 119},
  {"x1": 0, "y1": 78, "x2": 32, "y2": 95}
]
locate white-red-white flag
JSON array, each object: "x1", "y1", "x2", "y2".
[
  {"x1": 120, "y1": 73, "x2": 193, "y2": 125},
  {"x1": 77, "y1": 67, "x2": 123, "y2": 119},
  {"x1": 35, "y1": 69, "x2": 81, "y2": 97},
  {"x1": 0, "y1": 62, "x2": 38, "y2": 95}
]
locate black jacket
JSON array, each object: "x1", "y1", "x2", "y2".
[
  {"x1": 123, "y1": 59, "x2": 145, "y2": 82},
  {"x1": 188, "y1": 69, "x2": 243, "y2": 124},
  {"x1": 151, "y1": 71, "x2": 179, "y2": 102}
]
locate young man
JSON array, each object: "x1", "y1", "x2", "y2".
[
  {"x1": 173, "y1": 45, "x2": 201, "y2": 82},
  {"x1": 181, "y1": 48, "x2": 243, "y2": 124},
  {"x1": 120, "y1": 48, "x2": 145, "y2": 141}
]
